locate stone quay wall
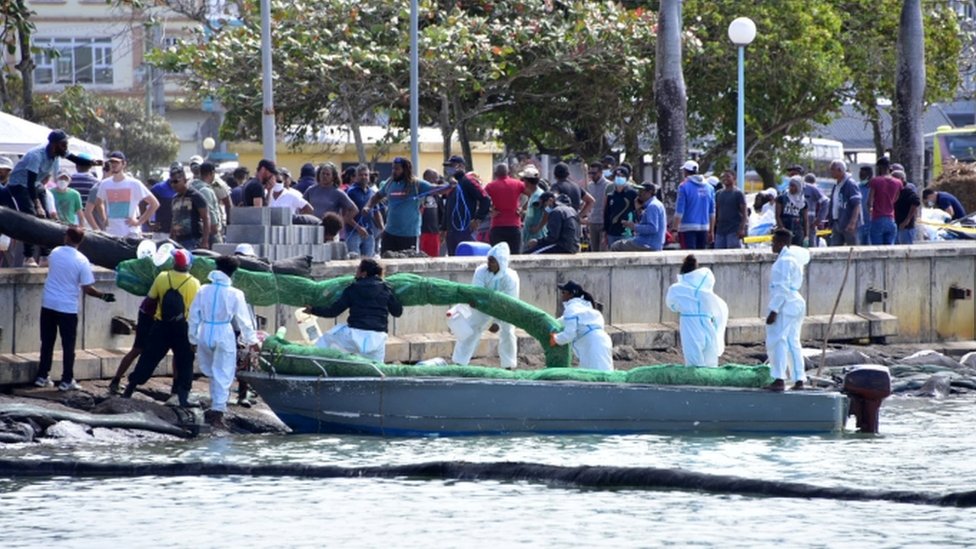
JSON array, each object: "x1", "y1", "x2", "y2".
[{"x1": 0, "y1": 242, "x2": 974, "y2": 384}]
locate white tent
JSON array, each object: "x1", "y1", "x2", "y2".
[{"x1": 0, "y1": 111, "x2": 104, "y2": 161}]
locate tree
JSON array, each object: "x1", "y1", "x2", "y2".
[
  {"x1": 893, "y1": 0, "x2": 925, "y2": 185},
  {"x1": 0, "y1": 0, "x2": 36, "y2": 120},
  {"x1": 34, "y1": 85, "x2": 180, "y2": 179},
  {"x1": 655, "y1": 0, "x2": 687, "y2": 204}
]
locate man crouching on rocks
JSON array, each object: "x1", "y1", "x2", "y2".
[{"x1": 188, "y1": 255, "x2": 260, "y2": 428}]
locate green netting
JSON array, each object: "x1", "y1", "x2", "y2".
[
  {"x1": 258, "y1": 336, "x2": 773, "y2": 389},
  {"x1": 116, "y1": 258, "x2": 571, "y2": 368}
]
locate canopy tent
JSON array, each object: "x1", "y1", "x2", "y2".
[{"x1": 0, "y1": 111, "x2": 104, "y2": 161}]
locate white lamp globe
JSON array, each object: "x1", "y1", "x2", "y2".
[
  {"x1": 728, "y1": 17, "x2": 756, "y2": 46},
  {"x1": 203, "y1": 137, "x2": 216, "y2": 151}
]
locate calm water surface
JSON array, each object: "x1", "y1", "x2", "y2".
[{"x1": 1, "y1": 396, "x2": 974, "y2": 548}]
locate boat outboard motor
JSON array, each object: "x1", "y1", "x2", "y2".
[{"x1": 843, "y1": 365, "x2": 892, "y2": 433}]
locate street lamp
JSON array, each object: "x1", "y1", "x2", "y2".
[
  {"x1": 202, "y1": 137, "x2": 216, "y2": 159},
  {"x1": 728, "y1": 17, "x2": 756, "y2": 190}
]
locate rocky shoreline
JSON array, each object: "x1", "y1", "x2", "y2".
[{"x1": 2, "y1": 342, "x2": 974, "y2": 445}]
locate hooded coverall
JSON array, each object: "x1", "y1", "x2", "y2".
[
  {"x1": 665, "y1": 267, "x2": 729, "y2": 367},
  {"x1": 766, "y1": 246, "x2": 811, "y2": 382},
  {"x1": 188, "y1": 270, "x2": 258, "y2": 412},
  {"x1": 553, "y1": 297, "x2": 614, "y2": 371},
  {"x1": 451, "y1": 242, "x2": 520, "y2": 368}
]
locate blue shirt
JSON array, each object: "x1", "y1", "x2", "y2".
[
  {"x1": 377, "y1": 178, "x2": 434, "y2": 237},
  {"x1": 936, "y1": 192, "x2": 967, "y2": 220},
  {"x1": 634, "y1": 197, "x2": 667, "y2": 250},
  {"x1": 8, "y1": 145, "x2": 59, "y2": 189},
  {"x1": 675, "y1": 178, "x2": 715, "y2": 232},
  {"x1": 345, "y1": 184, "x2": 376, "y2": 231}
]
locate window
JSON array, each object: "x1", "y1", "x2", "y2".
[{"x1": 33, "y1": 38, "x2": 113, "y2": 86}]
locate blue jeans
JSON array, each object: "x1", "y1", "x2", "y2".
[
  {"x1": 714, "y1": 232, "x2": 742, "y2": 249},
  {"x1": 857, "y1": 224, "x2": 871, "y2": 246},
  {"x1": 870, "y1": 218, "x2": 897, "y2": 245},
  {"x1": 606, "y1": 234, "x2": 627, "y2": 248},
  {"x1": 897, "y1": 228, "x2": 916, "y2": 245},
  {"x1": 345, "y1": 229, "x2": 375, "y2": 257},
  {"x1": 680, "y1": 230, "x2": 708, "y2": 250}
]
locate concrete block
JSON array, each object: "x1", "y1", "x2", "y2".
[
  {"x1": 885, "y1": 258, "x2": 931, "y2": 341},
  {"x1": 855, "y1": 258, "x2": 887, "y2": 314},
  {"x1": 0, "y1": 353, "x2": 36, "y2": 385},
  {"x1": 711, "y1": 261, "x2": 766, "y2": 320},
  {"x1": 226, "y1": 225, "x2": 270, "y2": 244},
  {"x1": 610, "y1": 267, "x2": 664, "y2": 324},
  {"x1": 806, "y1": 258, "x2": 857, "y2": 316},
  {"x1": 269, "y1": 207, "x2": 292, "y2": 226},
  {"x1": 230, "y1": 207, "x2": 271, "y2": 226},
  {"x1": 13, "y1": 280, "x2": 44, "y2": 354},
  {"x1": 384, "y1": 335, "x2": 410, "y2": 363},
  {"x1": 12, "y1": 350, "x2": 101, "y2": 381},
  {"x1": 213, "y1": 243, "x2": 238, "y2": 255},
  {"x1": 803, "y1": 314, "x2": 870, "y2": 342},
  {"x1": 402, "y1": 332, "x2": 456, "y2": 362},
  {"x1": 860, "y1": 311, "x2": 899, "y2": 340},
  {"x1": 931, "y1": 256, "x2": 976, "y2": 340},
  {"x1": 88, "y1": 348, "x2": 129, "y2": 378},
  {"x1": 613, "y1": 323, "x2": 676, "y2": 350},
  {"x1": 725, "y1": 318, "x2": 767, "y2": 345}
]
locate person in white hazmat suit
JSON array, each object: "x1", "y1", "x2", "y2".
[
  {"x1": 765, "y1": 228, "x2": 811, "y2": 391},
  {"x1": 665, "y1": 254, "x2": 729, "y2": 367},
  {"x1": 451, "y1": 242, "x2": 520, "y2": 369},
  {"x1": 550, "y1": 280, "x2": 614, "y2": 371},
  {"x1": 188, "y1": 255, "x2": 260, "y2": 427}
]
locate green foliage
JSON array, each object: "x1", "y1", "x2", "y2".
[{"x1": 34, "y1": 85, "x2": 179, "y2": 178}]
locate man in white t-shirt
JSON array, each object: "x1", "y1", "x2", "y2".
[
  {"x1": 34, "y1": 226, "x2": 116, "y2": 391},
  {"x1": 91, "y1": 150, "x2": 159, "y2": 238},
  {"x1": 268, "y1": 173, "x2": 313, "y2": 215}
]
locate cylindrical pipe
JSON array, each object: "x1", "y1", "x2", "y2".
[
  {"x1": 736, "y1": 45, "x2": 745, "y2": 189},
  {"x1": 409, "y1": 0, "x2": 419, "y2": 173},
  {"x1": 260, "y1": 0, "x2": 276, "y2": 160}
]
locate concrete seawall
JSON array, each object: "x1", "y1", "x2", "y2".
[{"x1": 1, "y1": 242, "x2": 974, "y2": 384}]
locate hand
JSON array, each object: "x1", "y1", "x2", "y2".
[
  {"x1": 101, "y1": 293, "x2": 116, "y2": 303},
  {"x1": 191, "y1": 344, "x2": 197, "y2": 354},
  {"x1": 549, "y1": 333, "x2": 558, "y2": 347},
  {"x1": 766, "y1": 311, "x2": 778, "y2": 325},
  {"x1": 738, "y1": 228, "x2": 747, "y2": 239},
  {"x1": 125, "y1": 218, "x2": 141, "y2": 227},
  {"x1": 707, "y1": 232, "x2": 715, "y2": 245},
  {"x1": 469, "y1": 219, "x2": 481, "y2": 232},
  {"x1": 527, "y1": 239, "x2": 538, "y2": 248},
  {"x1": 356, "y1": 225, "x2": 368, "y2": 237},
  {"x1": 622, "y1": 221, "x2": 635, "y2": 229},
  {"x1": 303, "y1": 306, "x2": 313, "y2": 315},
  {"x1": 248, "y1": 343, "x2": 260, "y2": 353},
  {"x1": 488, "y1": 323, "x2": 500, "y2": 334}
]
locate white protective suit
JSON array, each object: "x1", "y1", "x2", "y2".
[
  {"x1": 553, "y1": 297, "x2": 614, "y2": 371},
  {"x1": 451, "y1": 242, "x2": 520, "y2": 368},
  {"x1": 188, "y1": 270, "x2": 258, "y2": 412},
  {"x1": 665, "y1": 267, "x2": 729, "y2": 367},
  {"x1": 765, "y1": 245, "x2": 811, "y2": 382},
  {"x1": 317, "y1": 325, "x2": 388, "y2": 363}
]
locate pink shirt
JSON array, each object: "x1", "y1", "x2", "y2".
[
  {"x1": 485, "y1": 176, "x2": 526, "y2": 228},
  {"x1": 869, "y1": 175, "x2": 901, "y2": 220}
]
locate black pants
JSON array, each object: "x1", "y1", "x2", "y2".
[
  {"x1": 37, "y1": 307, "x2": 78, "y2": 383},
  {"x1": 7, "y1": 184, "x2": 44, "y2": 259},
  {"x1": 381, "y1": 232, "x2": 417, "y2": 253},
  {"x1": 489, "y1": 227, "x2": 522, "y2": 254},
  {"x1": 128, "y1": 320, "x2": 194, "y2": 402}
]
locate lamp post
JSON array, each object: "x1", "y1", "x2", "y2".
[
  {"x1": 728, "y1": 17, "x2": 756, "y2": 190},
  {"x1": 202, "y1": 137, "x2": 215, "y2": 160}
]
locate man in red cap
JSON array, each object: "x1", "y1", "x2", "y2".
[{"x1": 123, "y1": 248, "x2": 201, "y2": 407}]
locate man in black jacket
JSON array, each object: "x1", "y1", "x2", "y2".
[
  {"x1": 442, "y1": 155, "x2": 491, "y2": 255},
  {"x1": 525, "y1": 192, "x2": 580, "y2": 254},
  {"x1": 304, "y1": 258, "x2": 403, "y2": 362}
]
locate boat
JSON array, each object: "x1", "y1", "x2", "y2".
[{"x1": 239, "y1": 363, "x2": 891, "y2": 437}]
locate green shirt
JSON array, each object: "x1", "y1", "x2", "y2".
[{"x1": 53, "y1": 187, "x2": 83, "y2": 225}]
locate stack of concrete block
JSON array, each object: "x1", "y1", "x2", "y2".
[{"x1": 213, "y1": 207, "x2": 347, "y2": 262}]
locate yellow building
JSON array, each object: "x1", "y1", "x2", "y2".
[{"x1": 231, "y1": 126, "x2": 501, "y2": 180}]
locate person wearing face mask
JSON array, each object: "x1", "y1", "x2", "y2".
[
  {"x1": 51, "y1": 170, "x2": 83, "y2": 226},
  {"x1": 585, "y1": 161, "x2": 610, "y2": 251},
  {"x1": 268, "y1": 172, "x2": 314, "y2": 215},
  {"x1": 921, "y1": 188, "x2": 966, "y2": 221},
  {"x1": 775, "y1": 176, "x2": 809, "y2": 246},
  {"x1": 525, "y1": 192, "x2": 580, "y2": 254},
  {"x1": 602, "y1": 166, "x2": 638, "y2": 248}
]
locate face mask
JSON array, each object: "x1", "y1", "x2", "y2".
[
  {"x1": 614, "y1": 177, "x2": 627, "y2": 186},
  {"x1": 926, "y1": 201, "x2": 934, "y2": 208},
  {"x1": 603, "y1": 169, "x2": 612, "y2": 179},
  {"x1": 544, "y1": 206, "x2": 553, "y2": 213},
  {"x1": 56, "y1": 178, "x2": 69, "y2": 190},
  {"x1": 272, "y1": 182, "x2": 284, "y2": 192}
]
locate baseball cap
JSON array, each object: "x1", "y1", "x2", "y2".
[
  {"x1": 558, "y1": 280, "x2": 584, "y2": 296},
  {"x1": 614, "y1": 166, "x2": 630, "y2": 177},
  {"x1": 48, "y1": 129, "x2": 68, "y2": 144},
  {"x1": 57, "y1": 169, "x2": 71, "y2": 180},
  {"x1": 257, "y1": 158, "x2": 278, "y2": 175},
  {"x1": 188, "y1": 155, "x2": 204, "y2": 166},
  {"x1": 519, "y1": 166, "x2": 540, "y2": 179},
  {"x1": 447, "y1": 155, "x2": 465, "y2": 166},
  {"x1": 681, "y1": 160, "x2": 699, "y2": 173},
  {"x1": 787, "y1": 164, "x2": 804, "y2": 173},
  {"x1": 73, "y1": 152, "x2": 95, "y2": 167},
  {"x1": 0, "y1": 156, "x2": 13, "y2": 170},
  {"x1": 172, "y1": 249, "x2": 193, "y2": 271},
  {"x1": 640, "y1": 182, "x2": 657, "y2": 193},
  {"x1": 169, "y1": 162, "x2": 185, "y2": 176},
  {"x1": 234, "y1": 243, "x2": 256, "y2": 257},
  {"x1": 538, "y1": 191, "x2": 556, "y2": 203},
  {"x1": 108, "y1": 151, "x2": 126, "y2": 162}
]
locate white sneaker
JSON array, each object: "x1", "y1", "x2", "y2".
[
  {"x1": 57, "y1": 379, "x2": 82, "y2": 391},
  {"x1": 33, "y1": 376, "x2": 52, "y2": 388},
  {"x1": 23, "y1": 258, "x2": 38, "y2": 268},
  {"x1": 164, "y1": 394, "x2": 180, "y2": 406}
]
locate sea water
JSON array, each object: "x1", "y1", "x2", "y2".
[{"x1": 1, "y1": 396, "x2": 974, "y2": 548}]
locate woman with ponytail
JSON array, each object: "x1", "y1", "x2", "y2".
[
  {"x1": 550, "y1": 280, "x2": 614, "y2": 371},
  {"x1": 665, "y1": 254, "x2": 729, "y2": 367}
]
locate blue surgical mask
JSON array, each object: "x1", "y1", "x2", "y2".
[
  {"x1": 602, "y1": 169, "x2": 612, "y2": 179},
  {"x1": 544, "y1": 206, "x2": 553, "y2": 213},
  {"x1": 614, "y1": 176, "x2": 627, "y2": 186}
]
